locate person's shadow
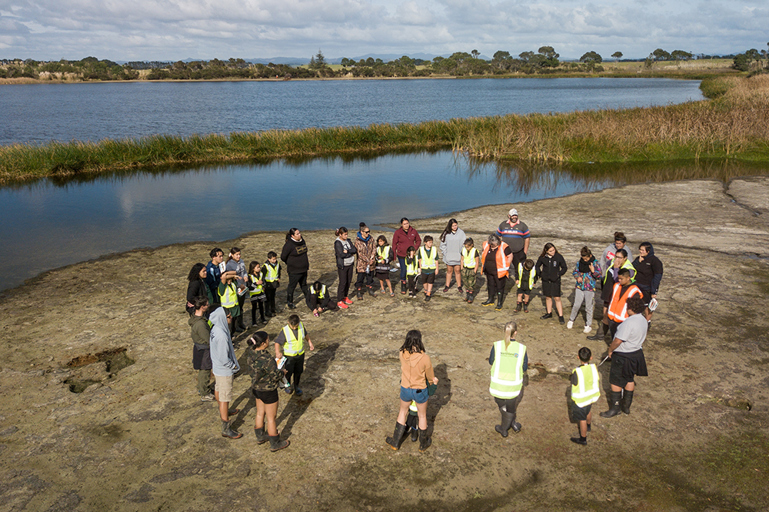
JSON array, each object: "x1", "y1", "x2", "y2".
[
  {"x1": 274, "y1": 342, "x2": 339, "y2": 439},
  {"x1": 426, "y1": 363, "x2": 452, "y2": 436}
]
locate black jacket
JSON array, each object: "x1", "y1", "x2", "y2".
[
  {"x1": 535, "y1": 253, "x2": 568, "y2": 282},
  {"x1": 281, "y1": 237, "x2": 310, "y2": 274}
]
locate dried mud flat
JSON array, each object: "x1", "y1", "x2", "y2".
[{"x1": 1, "y1": 178, "x2": 768, "y2": 512}]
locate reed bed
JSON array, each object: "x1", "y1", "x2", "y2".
[{"x1": 1, "y1": 75, "x2": 768, "y2": 184}]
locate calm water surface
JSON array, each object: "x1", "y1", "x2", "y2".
[{"x1": 1, "y1": 78, "x2": 703, "y2": 145}]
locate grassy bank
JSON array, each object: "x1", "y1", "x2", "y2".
[{"x1": 1, "y1": 75, "x2": 768, "y2": 184}]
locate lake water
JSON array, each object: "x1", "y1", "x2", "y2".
[
  {"x1": 0, "y1": 78, "x2": 703, "y2": 145},
  {"x1": 0, "y1": 77, "x2": 712, "y2": 292}
]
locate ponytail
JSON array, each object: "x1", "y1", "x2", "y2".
[
  {"x1": 503, "y1": 321, "x2": 517, "y2": 348},
  {"x1": 335, "y1": 226, "x2": 348, "y2": 237}
]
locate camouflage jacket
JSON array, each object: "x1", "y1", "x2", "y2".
[{"x1": 248, "y1": 348, "x2": 283, "y2": 392}]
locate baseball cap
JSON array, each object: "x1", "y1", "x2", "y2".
[{"x1": 508, "y1": 208, "x2": 518, "y2": 216}]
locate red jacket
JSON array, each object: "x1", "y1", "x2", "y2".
[{"x1": 392, "y1": 227, "x2": 421, "y2": 258}]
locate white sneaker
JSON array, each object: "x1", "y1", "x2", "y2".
[
  {"x1": 566, "y1": 320, "x2": 574, "y2": 329},
  {"x1": 583, "y1": 325, "x2": 592, "y2": 334}
]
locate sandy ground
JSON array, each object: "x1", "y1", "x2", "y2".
[{"x1": 1, "y1": 177, "x2": 768, "y2": 511}]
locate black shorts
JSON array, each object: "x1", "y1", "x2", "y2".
[
  {"x1": 422, "y1": 272, "x2": 435, "y2": 284},
  {"x1": 609, "y1": 350, "x2": 648, "y2": 387},
  {"x1": 253, "y1": 389, "x2": 279, "y2": 404},
  {"x1": 571, "y1": 402, "x2": 592, "y2": 422},
  {"x1": 192, "y1": 346, "x2": 212, "y2": 371},
  {"x1": 541, "y1": 280, "x2": 561, "y2": 297}
]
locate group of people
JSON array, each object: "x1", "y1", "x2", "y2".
[{"x1": 184, "y1": 207, "x2": 664, "y2": 449}]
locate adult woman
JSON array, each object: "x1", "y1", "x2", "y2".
[
  {"x1": 391, "y1": 218, "x2": 421, "y2": 295},
  {"x1": 481, "y1": 234, "x2": 513, "y2": 310},
  {"x1": 247, "y1": 331, "x2": 289, "y2": 452},
  {"x1": 489, "y1": 321, "x2": 527, "y2": 437},
  {"x1": 535, "y1": 243, "x2": 568, "y2": 323},
  {"x1": 281, "y1": 228, "x2": 310, "y2": 310},
  {"x1": 439, "y1": 218, "x2": 466, "y2": 293},
  {"x1": 601, "y1": 232, "x2": 633, "y2": 273},
  {"x1": 385, "y1": 330, "x2": 438, "y2": 452},
  {"x1": 186, "y1": 263, "x2": 212, "y2": 316},
  {"x1": 632, "y1": 242, "x2": 663, "y2": 322},
  {"x1": 334, "y1": 227, "x2": 357, "y2": 309},
  {"x1": 225, "y1": 247, "x2": 248, "y2": 331},
  {"x1": 353, "y1": 222, "x2": 377, "y2": 299}
]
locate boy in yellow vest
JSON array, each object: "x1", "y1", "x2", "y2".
[
  {"x1": 570, "y1": 347, "x2": 601, "y2": 445},
  {"x1": 461, "y1": 238, "x2": 480, "y2": 304},
  {"x1": 273, "y1": 314, "x2": 314, "y2": 396}
]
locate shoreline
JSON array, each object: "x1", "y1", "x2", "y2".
[{"x1": 1, "y1": 178, "x2": 767, "y2": 510}]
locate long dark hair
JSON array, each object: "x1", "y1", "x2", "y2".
[
  {"x1": 400, "y1": 329, "x2": 425, "y2": 354},
  {"x1": 539, "y1": 242, "x2": 558, "y2": 259},
  {"x1": 286, "y1": 228, "x2": 300, "y2": 242},
  {"x1": 440, "y1": 218, "x2": 459, "y2": 242},
  {"x1": 188, "y1": 263, "x2": 205, "y2": 281}
]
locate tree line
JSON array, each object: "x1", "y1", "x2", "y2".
[{"x1": 1, "y1": 45, "x2": 767, "y2": 81}]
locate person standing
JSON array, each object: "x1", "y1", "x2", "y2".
[
  {"x1": 334, "y1": 227, "x2": 357, "y2": 308},
  {"x1": 600, "y1": 297, "x2": 649, "y2": 418},
  {"x1": 225, "y1": 247, "x2": 248, "y2": 331},
  {"x1": 353, "y1": 223, "x2": 377, "y2": 299},
  {"x1": 209, "y1": 307, "x2": 242, "y2": 439},
  {"x1": 189, "y1": 297, "x2": 214, "y2": 401},
  {"x1": 385, "y1": 330, "x2": 438, "y2": 452},
  {"x1": 632, "y1": 242, "x2": 663, "y2": 322},
  {"x1": 489, "y1": 321, "x2": 527, "y2": 437},
  {"x1": 606, "y1": 268, "x2": 643, "y2": 340},
  {"x1": 247, "y1": 331, "x2": 290, "y2": 452},
  {"x1": 460, "y1": 238, "x2": 480, "y2": 303},
  {"x1": 205, "y1": 248, "x2": 225, "y2": 306},
  {"x1": 569, "y1": 347, "x2": 600, "y2": 445},
  {"x1": 496, "y1": 208, "x2": 531, "y2": 273},
  {"x1": 481, "y1": 234, "x2": 513, "y2": 310},
  {"x1": 186, "y1": 263, "x2": 212, "y2": 316},
  {"x1": 601, "y1": 232, "x2": 633, "y2": 273},
  {"x1": 281, "y1": 228, "x2": 310, "y2": 310},
  {"x1": 439, "y1": 218, "x2": 466, "y2": 293},
  {"x1": 262, "y1": 251, "x2": 281, "y2": 317},
  {"x1": 273, "y1": 314, "x2": 314, "y2": 396},
  {"x1": 392, "y1": 218, "x2": 421, "y2": 295},
  {"x1": 589, "y1": 248, "x2": 636, "y2": 341},
  {"x1": 567, "y1": 247, "x2": 601, "y2": 333},
  {"x1": 535, "y1": 243, "x2": 568, "y2": 323}
]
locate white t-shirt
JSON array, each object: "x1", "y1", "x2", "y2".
[{"x1": 614, "y1": 314, "x2": 648, "y2": 353}]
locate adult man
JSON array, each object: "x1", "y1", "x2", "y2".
[
  {"x1": 606, "y1": 268, "x2": 643, "y2": 340},
  {"x1": 600, "y1": 297, "x2": 649, "y2": 418},
  {"x1": 496, "y1": 208, "x2": 530, "y2": 272},
  {"x1": 205, "y1": 248, "x2": 225, "y2": 305},
  {"x1": 188, "y1": 297, "x2": 214, "y2": 401},
  {"x1": 209, "y1": 306, "x2": 242, "y2": 439}
]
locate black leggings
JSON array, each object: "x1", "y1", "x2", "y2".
[
  {"x1": 286, "y1": 272, "x2": 309, "y2": 307},
  {"x1": 250, "y1": 300, "x2": 265, "y2": 323},
  {"x1": 494, "y1": 386, "x2": 525, "y2": 420},
  {"x1": 337, "y1": 265, "x2": 353, "y2": 300},
  {"x1": 265, "y1": 286, "x2": 277, "y2": 314},
  {"x1": 285, "y1": 353, "x2": 305, "y2": 388}
]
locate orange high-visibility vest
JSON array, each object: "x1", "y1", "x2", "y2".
[
  {"x1": 481, "y1": 241, "x2": 512, "y2": 278},
  {"x1": 608, "y1": 283, "x2": 643, "y2": 322}
]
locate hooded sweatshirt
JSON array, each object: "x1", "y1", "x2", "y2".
[
  {"x1": 632, "y1": 243, "x2": 664, "y2": 295},
  {"x1": 400, "y1": 350, "x2": 436, "y2": 389},
  {"x1": 439, "y1": 227, "x2": 466, "y2": 266},
  {"x1": 188, "y1": 314, "x2": 211, "y2": 349},
  {"x1": 209, "y1": 307, "x2": 240, "y2": 377},
  {"x1": 281, "y1": 237, "x2": 310, "y2": 274}
]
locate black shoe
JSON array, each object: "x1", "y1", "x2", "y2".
[
  {"x1": 467, "y1": 292, "x2": 474, "y2": 304},
  {"x1": 570, "y1": 436, "x2": 587, "y2": 445},
  {"x1": 254, "y1": 427, "x2": 269, "y2": 445},
  {"x1": 425, "y1": 294, "x2": 431, "y2": 302},
  {"x1": 494, "y1": 292, "x2": 504, "y2": 310},
  {"x1": 587, "y1": 326, "x2": 606, "y2": 340},
  {"x1": 386, "y1": 422, "x2": 407, "y2": 450},
  {"x1": 269, "y1": 434, "x2": 290, "y2": 452},
  {"x1": 368, "y1": 286, "x2": 376, "y2": 297},
  {"x1": 287, "y1": 303, "x2": 296, "y2": 310},
  {"x1": 482, "y1": 298, "x2": 495, "y2": 306},
  {"x1": 511, "y1": 422, "x2": 522, "y2": 433},
  {"x1": 221, "y1": 421, "x2": 243, "y2": 439},
  {"x1": 516, "y1": 302, "x2": 522, "y2": 312},
  {"x1": 600, "y1": 391, "x2": 623, "y2": 418},
  {"x1": 495, "y1": 411, "x2": 515, "y2": 438},
  {"x1": 541, "y1": 312, "x2": 552, "y2": 319},
  {"x1": 418, "y1": 429, "x2": 432, "y2": 452},
  {"x1": 523, "y1": 302, "x2": 528, "y2": 313},
  {"x1": 401, "y1": 282, "x2": 407, "y2": 294},
  {"x1": 558, "y1": 316, "x2": 565, "y2": 324},
  {"x1": 410, "y1": 429, "x2": 418, "y2": 442},
  {"x1": 621, "y1": 390, "x2": 634, "y2": 414}
]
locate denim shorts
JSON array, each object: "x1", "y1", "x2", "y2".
[{"x1": 400, "y1": 386, "x2": 428, "y2": 404}]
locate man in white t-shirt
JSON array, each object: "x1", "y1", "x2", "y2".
[{"x1": 600, "y1": 297, "x2": 649, "y2": 418}]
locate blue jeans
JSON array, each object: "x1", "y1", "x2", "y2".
[
  {"x1": 400, "y1": 386, "x2": 428, "y2": 404},
  {"x1": 398, "y1": 256, "x2": 407, "y2": 281}
]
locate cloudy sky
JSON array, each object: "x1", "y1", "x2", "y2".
[{"x1": 1, "y1": 0, "x2": 767, "y2": 62}]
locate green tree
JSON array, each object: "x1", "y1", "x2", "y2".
[
  {"x1": 670, "y1": 50, "x2": 693, "y2": 61},
  {"x1": 611, "y1": 51, "x2": 623, "y2": 61},
  {"x1": 537, "y1": 46, "x2": 560, "y2": 67},
  {"x1": 309, "y1": 49, "x2": 326, "y2": 70},
  {"x1": 652, "y1": 48, "x2": 671, "y2": 61},
  {"x1": 471, "y1": 49, "x2": 480, "y2": 59},
  {"x1": 579, "y1": 51, "x2": 602, "y2": 71}
]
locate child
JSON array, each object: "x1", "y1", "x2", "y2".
[
  {"x1": 461, "y1": 238, "x2": 480, "y2": 303},
  {"x1": 570, "y1": 347, "x2": 600, "y2": 445},
  {"x1": 273, "y1": 314, "x2": 315, "y2": 396},
  {"x1": 309, "y1": 281, "x2": 338, "y2": 317},
  {"x1": 405, "y1": 379, "x2": 439, "y2": 442},
  {"x1": 568, "y1": 247, "x2": 601, "y2": 333},
  {"x1": 418, "y1": 235, "x2": 439, "y2": 302},
  {"x1": 405, "y1": 246, "x2": 419, "y2": 298},
  {"x1": 375, "y1": 235, "x2": 395, "y2": 297},
  {"x1": 248, "y1": 261, "x2": 267, "y2": 326},
  {"x1": 217, "y1": 271, "x2": 242, "y2": 334},
  {"x1": 262, "y1": 251, "x2": 281, "y2": 317},
  {"x1": 535, "y1": 243, "x2": 568, "y2": 323},
  {"x1": 515, "y1": 259, "x2": 537, "y2": 313}
]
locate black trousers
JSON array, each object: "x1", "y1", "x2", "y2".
[
  {"x1": 337, "y1": 265, "x2": 353, "y2": 300},
  {"x1": 250, "y1": 299, "x2": 265, "y2": 323},
  {"x1": 286, "y1": 272, "x2": 309, "y2": 307},
  {"x1": 355, "y1": 271, "x2": 374, "y2": 289},
  {"x1": 265, "y1": 285, "x2": 277, "y2": 314},
  {"x1": 494, "y1": 386, "x2": 525, "y2": 420},
  {"x1": 285, "y1": 353, "x2": 305, "y2": 388},
  {"x1": 485, "y1": 273, "x2": 507, "y2": 298}
]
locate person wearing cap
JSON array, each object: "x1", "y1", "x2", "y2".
[{"x1": 496, "y1": 208, "x2": 530, "y2": 274}]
